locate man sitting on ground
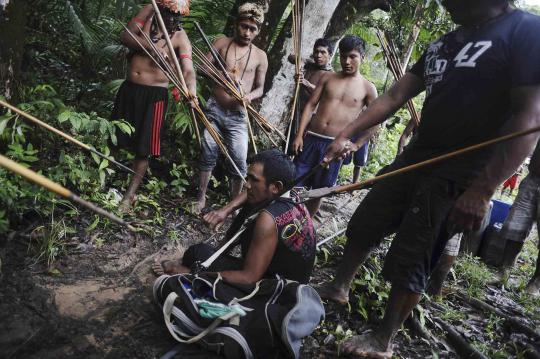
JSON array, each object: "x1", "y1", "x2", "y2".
[
  {"x1": 154, "y1": 149, "x2": 316, "y2": 284},
  {"x1": 292, "y1": 35, "x2": 377, "y2": 216}
]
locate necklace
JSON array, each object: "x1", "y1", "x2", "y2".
[{"x1": 224, "y1": 40, "x2": 253, "y2": 81}]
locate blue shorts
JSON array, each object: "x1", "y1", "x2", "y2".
[
  {"x1": 343, "y1": 140, "x2": 369, "y2": 167},
  {"x1": 294, "y1": 132, "x2": 343, "y2": 189}
]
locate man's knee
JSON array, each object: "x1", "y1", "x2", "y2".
[
  {"x1": 182, "y1": 243, "x2": 216, "y2": 269},
  {"x1": 200, "y1": 134, "x2": 220, "y2": 171},
  {"x1": 228, "y1": 147, "x2": 248, "y2": 177}
]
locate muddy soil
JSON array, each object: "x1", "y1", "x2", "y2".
[{"x1": 0, "y1": 192, "x2": 538, "y2": 358}]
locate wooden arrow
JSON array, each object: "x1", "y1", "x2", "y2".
[
  {"x1": 0, "y1": 154, "x2": 136, "y2": 231},
  {"x1": 302, "y1": 125, "x2": 540, "y2": 200},
  {"x1": 0, "y1": 99, "x2": 136, "y2": 176}
]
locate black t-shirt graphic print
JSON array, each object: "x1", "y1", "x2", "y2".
[{"x1": 397, "y1": 10, "x2": 540, "y2": 185}]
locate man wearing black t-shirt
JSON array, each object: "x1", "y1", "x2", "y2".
[
  {"x1": 153, "y1": 149, "x2": 316, "y2": 284},
  {"x1": 317, "y1": 1, "x2": 540, "y2": 357}
]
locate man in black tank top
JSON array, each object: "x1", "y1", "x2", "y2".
[{"x1": 153, "y1": 149, "x2": 316, "y2": 284}]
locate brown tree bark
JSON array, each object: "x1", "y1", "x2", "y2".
[{"x1": 0, "y1": 0, "x2": 26, "y2": 101}]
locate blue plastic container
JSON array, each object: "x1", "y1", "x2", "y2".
[{"x1": 489, "y1": 199, "x2": 511, "y2": 226}]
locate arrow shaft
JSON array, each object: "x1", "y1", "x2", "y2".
[
  {"x1": 0, "y1": 154, "x2": 134, "y2": 230},
  {"x1": 0, "y1": 99, "x2": 136, "y2": 176},
  {"x1": 327, "y1": 125, "x2": 540, "y2": 197}
]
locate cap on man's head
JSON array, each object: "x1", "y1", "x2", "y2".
[
  {"x1": 156, "y1": 0, "x2": 190, "y2": 16},
  {"x1": 237, "y1": 2, "x2": 265, "y2": 26}
]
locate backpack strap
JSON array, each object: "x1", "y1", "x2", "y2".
[
  {"x1": 199, "y1": 213, "x2": 256, "y2": 270},
  {"x1": 163, "y1": 292, "x2": 241, "y2": 344}
]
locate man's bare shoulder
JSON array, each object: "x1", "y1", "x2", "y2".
[
  {"x1": 250, "y1": 44, "x2": 268, "y2": 64},
  {"x1": 322, "y1": 71, "x2": 340, "y2": 80},
  {"x1": 362, "y1": 77, "x2": 377, "y2": 92},
  {"x1": 213, "y1": 36, "x2": 233, "y2": 50},
  {"x1": 251, "y1": 43, "x2": 267, "y2": 56},
  {"x1": 355, "y1": 75, "x2": 375, "y2": 88},
  {"x1": 172, "y1": 29, "x2": 190, "y2": 47}
]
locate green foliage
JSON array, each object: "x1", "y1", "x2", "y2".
[
  {"x1": 170, "y1": 163, "x2": 194, "y2": 196},
  {"x1": 350, "y1": 254, "x2": 391, "y2": 320},
  {"x1": 452, "y1": 254, "x2": 493, "y2": 298},
  {"x1": 1, "y1": 0, "x2": 231, "y2": 262},
  {"x1": 29, "y1": 208, "x2": 74, "y2": 267}
]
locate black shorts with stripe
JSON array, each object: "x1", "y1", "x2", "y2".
[{"x1": 112, "y1": 80, "x2": 168, "y2": 157}]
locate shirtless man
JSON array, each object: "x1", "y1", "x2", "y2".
[
  {"x1": 289, "y1": 38, "x2": 334, "y2": 108},
  {"x1": 197, "y1": 3, "x2": 269, "y2": 212},
  {"x1": 292, "y1": 35, "x2": 377, "y2": 216},
  {"x1": 286, "y1": 38, "x2": 334, "y2": 152},
  {"x1": 113, "y1": 1, "x2": 196, "y2": 212}
]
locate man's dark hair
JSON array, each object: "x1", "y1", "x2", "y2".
[
  {"x1": 339, "y1": 35, "x2": 366, "y2": 56},
  {"x1": 158, "y1": 6, "x2": 182, "y2": 32},
  {"x1": 248, "y1": 149, "x2": 296, "y2": 188},
  {"x1": 313, "y1": 38, "x2": 334, "y2": 55}
]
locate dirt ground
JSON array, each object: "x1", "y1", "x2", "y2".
[{"x1": 1, "y1": 192, "x2": 539, "y2": 358}]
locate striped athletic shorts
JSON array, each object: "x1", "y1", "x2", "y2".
[{"x1": 112, "y1": 80, "x2": 169, "y2": 157}]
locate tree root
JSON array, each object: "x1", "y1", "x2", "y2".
[
  {"x1": 431, "y1": 316, "x2": 489, "y2": 359},
  {"x1": 458, "y1": 294, "x2": 540, "y2": 341}
]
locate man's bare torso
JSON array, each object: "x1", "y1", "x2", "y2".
[
  {"x1": 211, "y1": 36, "x2": 266, "y2": 110},
  {"x1": 309, "y1": 73, "x2": 376, "y2": 137},
  {"x1": 128, "y1": 24, "x2": 190, "y2": 88}
]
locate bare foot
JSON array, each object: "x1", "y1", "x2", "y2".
[
  {"x1": 152, "y1": 258, "x2": 190, "y2": 276},
  {"x1": 525, "y1": 277, "x2": 540, "y2": 296},
  {"x1": 196, "y1": 197, "x2": 206, "y2": 215},
  {"x1": 316, "y1": 282, "x2": 349, "y2": 305},
  {"x1": 119, "y1": 195, "x2": 136, "y2": 213},
  {"x1": 341, "y1": 332, "x2": 393, "y2": 358}
]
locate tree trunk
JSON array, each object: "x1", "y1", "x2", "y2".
[
  {"x1": 324, "y1": 0, "x2": 389, "y2": 43},
  {"x1": 0, "y1": 0, "x2": 26, "y2": 101},
  {"x1": 256, "y1": 0, "x2": 291, "y2": 51},
  {"x1": 259, "y1": 0, "x2": 342, "y2": 126}
]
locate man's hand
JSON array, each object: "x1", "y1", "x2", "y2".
[
  {"x1": 323, "y1": 137, "x2": 355, "y2": 164},
  {"x1": 448, "y1": 187, "x2": 492, "y2": 233},
  {"x1": 187, "y1": 94, "x2": 199, "y2": 109},
  {"x1": 202, "y1": 208, "x2": 228, "y2": 231},
  {"x1": 301, "y1": 78, "x2": 316, "y2": 90},
  {"x1": 243, "y1": 93, "x2": 252, "y2": 105},
  {"x1": 292, "y1": 136, "x2": 304, "y2": 155}
]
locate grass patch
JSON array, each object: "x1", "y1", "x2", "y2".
[{"x1": 452, "y1": 254, "x2": 493, "y2": 298}]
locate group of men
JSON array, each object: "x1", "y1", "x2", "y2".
[{"x1": 114, "y1": 0, "x2": 540, "y2": 357}]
